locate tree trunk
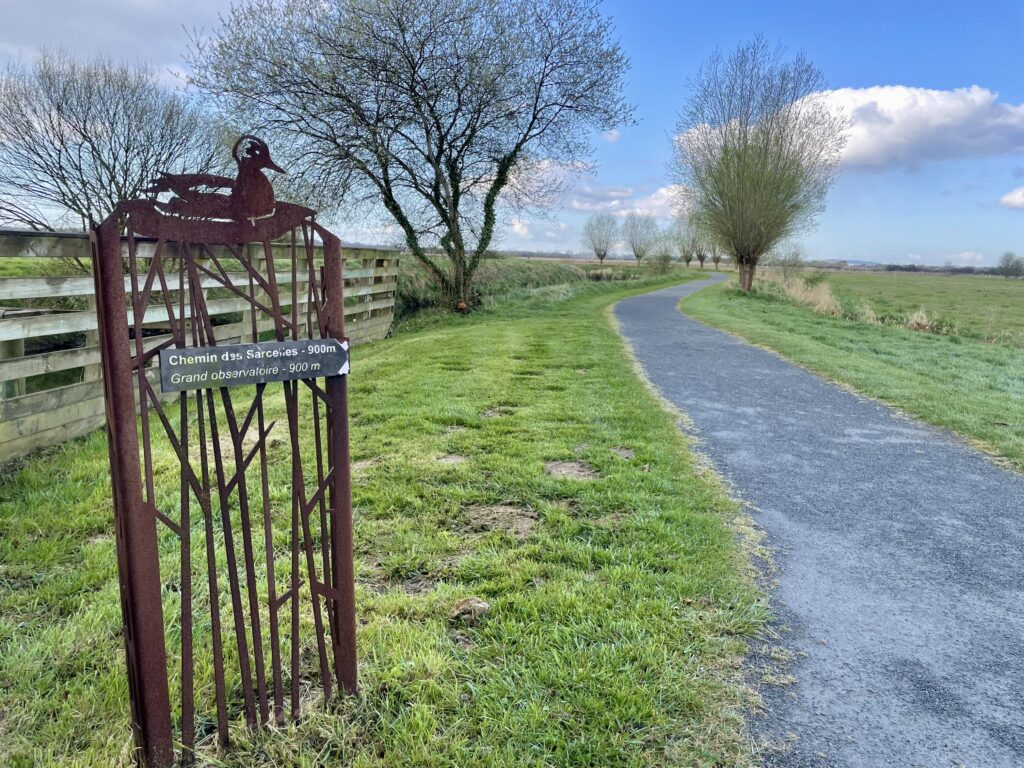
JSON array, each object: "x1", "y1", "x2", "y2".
[
  {"x1": 737, "y1": 262, "x2": 756, "y2": 292},
  {"x1": 447, "y1": 248, "x2": 476, "y2": 309}
]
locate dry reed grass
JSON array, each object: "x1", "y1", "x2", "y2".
[{"x1": 758, "y1": 269, "x2": 842, "y2": 316}]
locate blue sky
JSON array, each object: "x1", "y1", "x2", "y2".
[
  {"x1": 508, "y1": 0, "x2": 1024, "y2": 264},
  {"x1": 2, "y1": 1, "x2": 1022, "y2": 264}
]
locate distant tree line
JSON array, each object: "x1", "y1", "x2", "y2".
[{"x1": 881, "y1": 255, "x2": 1023, "y2": 277}]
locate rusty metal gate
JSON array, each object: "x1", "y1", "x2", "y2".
[{"x1": 91, "y1": 137, "x2": 357, "y2": 767}]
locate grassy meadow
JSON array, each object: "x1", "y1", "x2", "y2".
[
  {"x1": 0, "y1": 271, "x2": 767, "y2": 767},
  {"x1": 682, "y1": 273, "x2": 1024, "y2": 470},
  {"x1": 821, "y1": 271, "x2": 1024, "y2": 343}
]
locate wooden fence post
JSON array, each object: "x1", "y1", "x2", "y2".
[{"x1": 1, "y1": 338, "x2": 25, "y2": 399}]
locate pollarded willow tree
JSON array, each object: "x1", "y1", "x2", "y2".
[
  {"x1": 189, "y1": 0, "x2": 632, "y2": 309},
  {"x1": 581, "y1": 213, "x2": 618, "y2": 263},
  {"x1": 622, "y1": 212, "x2": 659, "y2": 262},
  {"x1": 0, "y1": 49, "x2": 224, "y2": 233},
  {"x1": 673, "y1": 217, "x2": 710, "y2": 268},
  {"x1": 672, "y1": 37, "x2": 846, "y2": 291},
  {"x1": 690, "y1": 222, "x2": 711, "y2": 269}
]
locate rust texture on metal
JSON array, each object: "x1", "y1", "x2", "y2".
[{"x1": 92, "y1": 137, "x2": 357, "y2": 768}]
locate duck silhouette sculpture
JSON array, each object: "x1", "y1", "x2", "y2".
[
  {"x1": 144, "y1": 135, "x2": 286, "y2": 223},
  {"x1": 131, "y1": 135, "x2": 314, "y2": 243}
]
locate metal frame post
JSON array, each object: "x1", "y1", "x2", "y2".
[
  {"x1": 318, "y1": 226, "x2": 358, "y2": 694},
  {"x1": 91, "y1": 218, "x2": 174, "y2": 767}
]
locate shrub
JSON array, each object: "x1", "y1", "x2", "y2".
[
  {"x1": 649, "y1": 251, "x2": 674, "y2": 275},
  {"x1": 853, "y1": 303, "x2": 878, "y2": 325}
]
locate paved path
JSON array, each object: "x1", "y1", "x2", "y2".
[{"x1": 615, "y1": 275, "x2": 1024, "y2": 768}]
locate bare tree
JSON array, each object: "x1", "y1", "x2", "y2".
[
  {"x1": 711, "y1": 248, "x2": 722, "y2": 271},
  {"x1": 0, "y1": 49, "x2": 225, "y2": 234},
  {"x1": 997, "y1": 252, "x2": 1024, "y2": 279},
  {"x1": 581, "y1": 213, "x2": 618, "y2": 263},
  {"x1": 189, "y1": 0, "x2": 632, "y2": 310},
  {"x1": 622, "y1": 212, "x2": 659, "y2": 262},
  {"x1": 671, "y1": 220, "x2": 694, "y2": 267},
  {"x1": 674, "y1": 217, "x2": 710, "y2": 268},
  {"x1": 672, "y1": 37, "x2": 846, "y2": 291},
  {"x1": 765, "y1": 246, "x2": 805, "y2": 281},
  {"x1": 693, "y1": 232, "x2": 709, "y2": 269}
]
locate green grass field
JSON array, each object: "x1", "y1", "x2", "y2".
[
  {"x1": 0, "y1": 272, "x2": 766, "y2": 767},
  {"x1": 817, "y1": 271, "x2": 1024, "y2": 343},
  {"x1": 0, "y1": 257, "x2": 70, "y2": 278},
  {"x1": 682, "y1": 279, "x2": 1024, "y2": 471}
]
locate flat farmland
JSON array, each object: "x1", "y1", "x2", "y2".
[{"x1": 821, "y1": 271, "x2": 1024, "y2": 343}]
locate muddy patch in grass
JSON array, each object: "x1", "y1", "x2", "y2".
[
  {"x1": 452, "y1": 631, "x2": 476, "y2": 650},
  {"x1": 481, "y1": 405, "x2": 517, "y2": 418},
  {"x1": 461, "y1": 504, "x2": 537, "y2": 540},
  {"x1": 401, "y1": 576, "x2": 436, "y2": 595},
  {"x1": 202, "y1": 426, "x2": 285, "y2": 462},
  {"x1": 438, "y1": 454, "x2": 468, "y2": 465},
  {"x1": 351, "y1": 457, "x2": 379, "y2": 473},
  {"x1": 545, "y1": 460, "x2": 598, "y2": 480},
  {"x1": 611, "y1": 447, "x2": 635, "y2": 460},
  {"x1": 592, "y1": 512, "x2": 626, "y2": 527}
]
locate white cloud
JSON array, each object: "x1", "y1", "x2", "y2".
[
  {"x1": 569, "y1": 185, "x2": 635, "y2": 213},
  {"x1": 618, "y1": 185, "x2": 681, "y2": 219},
  {"x1": 568, "y1": 184, "x2": 682, "y2": 220},
  {"x1": 999, "y1": 186, "x2": 1024, "y2": 209},
  {"x1": 823, "y1": 85, "x2": 1024, "y2": 171},
  {"x1": 906, "y1": 250, "x2": 987, "y2": 266},
  {"x1": 949, "y1": 251, "x2": 985, "y2": 263},
  {"x1": 510, "y1": 218, "x2": 531, "y2": 237},
  {"x1": 602, "y1": 129, "x2": 621, "y2": 143},
  {"x1": 0, "y1": 2, "x2": 229, "y2": 69}
]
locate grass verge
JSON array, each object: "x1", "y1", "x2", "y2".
[
  {"x1": 681, "y1": 280, "x2": 1024, "y2": 471},
  {"x1": 1, "y1": 272, "x2": 764, "y2": 767},
  {"x1": 394, "y1": 256, "x2": 655, "y2": 324}
]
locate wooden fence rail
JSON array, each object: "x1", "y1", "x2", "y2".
[{"x1": 0, "y1": 230, "x2": 401, "y2": 462}]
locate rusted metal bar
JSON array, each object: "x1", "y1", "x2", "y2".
[
  {"x1": 187, "y1": 260, "x2": 230, "y2": 749},
  {"x1": 91, "y1": 217, "x2": 174, "y2": 768},
  {"x1": 176, "y1": 256, "x2": 196, "y2": 766},
  {"x1": 318, "y1": 224, "x2": 358, "y2": 695}
]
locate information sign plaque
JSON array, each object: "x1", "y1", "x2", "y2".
[{"x1": 159, "y1": 339, "x2": 350, "y2": 392}]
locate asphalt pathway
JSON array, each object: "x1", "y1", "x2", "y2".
[{"x1": 615, "y1": 274, "x2": 1024, "y2": 768}]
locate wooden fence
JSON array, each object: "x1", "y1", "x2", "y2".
[{"x1": 0, "y1": 230, "x2": 400, "y2": 463}]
